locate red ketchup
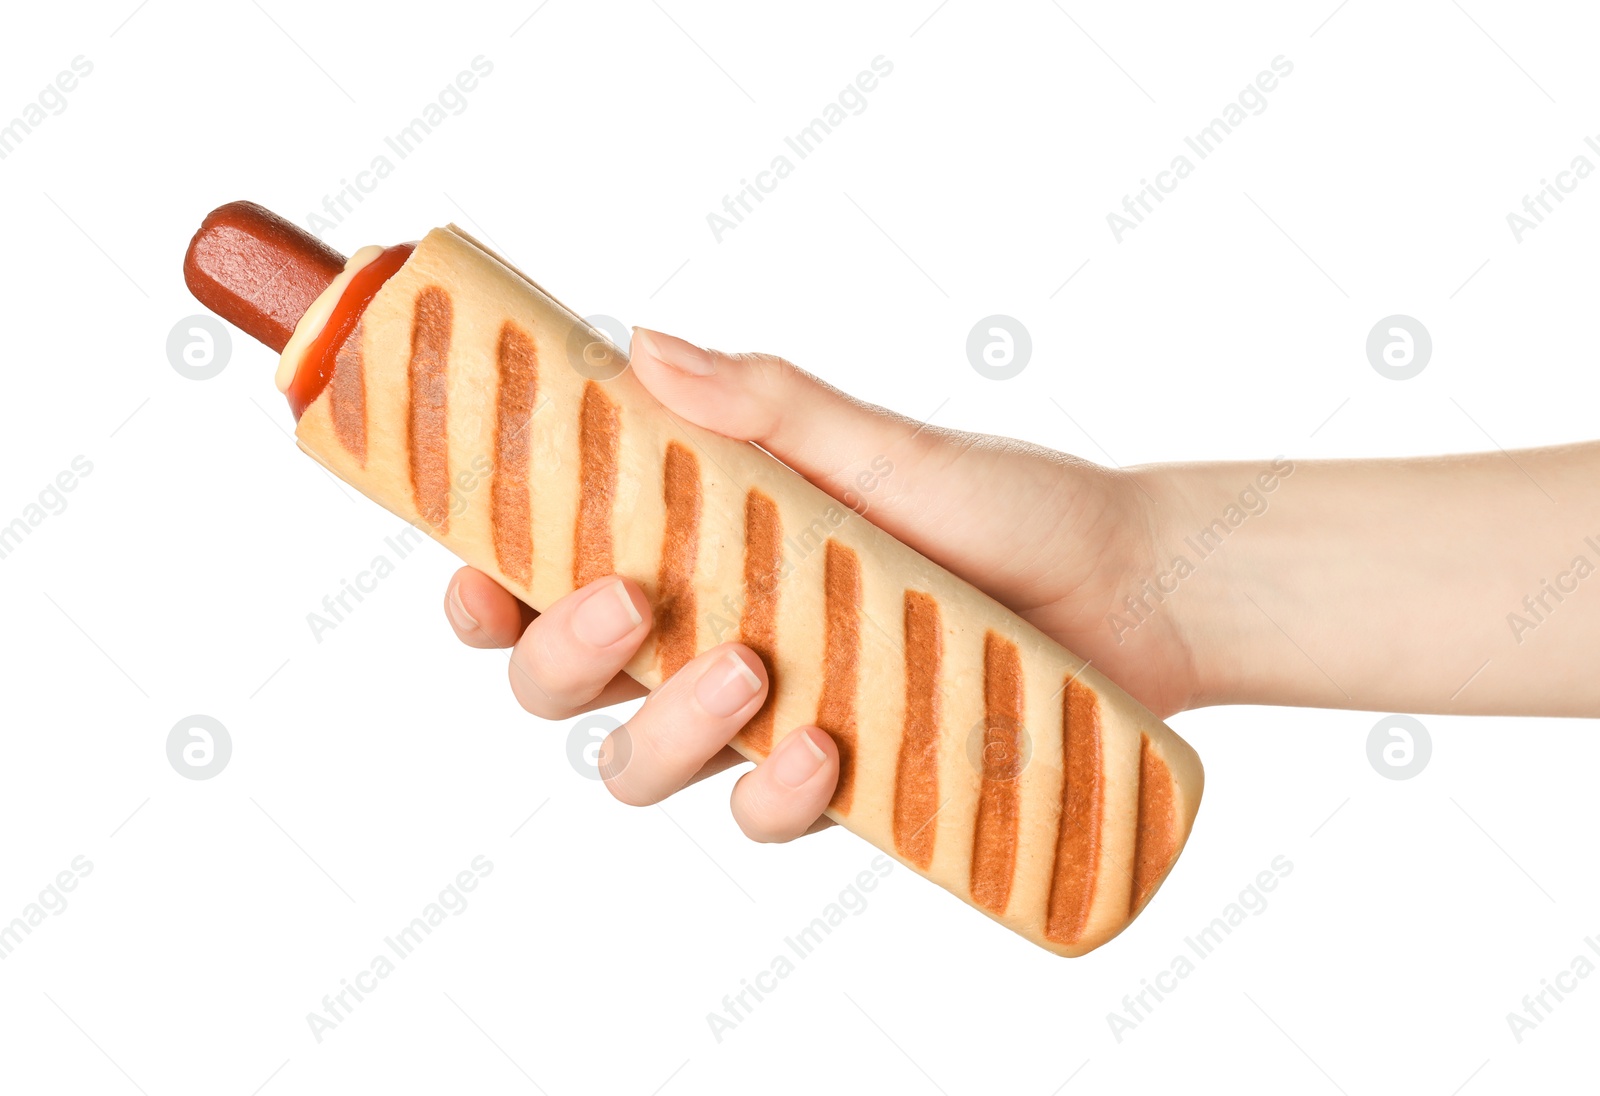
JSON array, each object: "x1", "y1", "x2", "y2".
[{"x1": 286, "y1": 243, "x2": 416, "y2": 419}]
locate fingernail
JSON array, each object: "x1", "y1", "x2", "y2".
[
  {"x1": 772, "y1": 727, "x2": 827, "y2": 789},
  {"x1": 696, "y1": 651, "x2": 762, "y2": 717},
  {"x1": 634, "y1": 327, "x2": 716, "y2": 376},
  {"x1": 573, "y1": 578, "x2": 643, "y2": 647},
  {"x1": 446, "y1": 585, "x2": 478, "y2": 633}
]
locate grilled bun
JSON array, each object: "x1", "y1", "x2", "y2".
[{"x1": 292, "y1": 225, "x2": 1204, "y2": 956}]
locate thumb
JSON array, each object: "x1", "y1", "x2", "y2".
[
  {"x1": 626, "y1": 327, "x2": 928, "y2": 518},
  {"x1": 624, "y1": 328, "x2": 1099, "y2": 615}
]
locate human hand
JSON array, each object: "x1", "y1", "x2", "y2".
[{"x1": 442, "y1": 328, "x2": 1199, "y2": 840}]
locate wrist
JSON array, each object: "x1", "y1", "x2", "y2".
[{"x1": 1129, "y1": 457, "x2": 1298, "y2": 710}]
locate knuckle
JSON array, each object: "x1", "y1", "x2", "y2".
[
  {"x1": 749, "y1": 352, "x2": 802, "y2": 398},
  {"x1": 725, "y1": 353, "x2": 802, "y2": 441}
]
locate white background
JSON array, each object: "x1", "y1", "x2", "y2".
[{"x1": 2, "y1": 0, "x2": 1597, "y2": 1092}]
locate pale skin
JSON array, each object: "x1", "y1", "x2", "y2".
[{"x1": 443, "y1": 327, "x2": 1600, "y2": 842}]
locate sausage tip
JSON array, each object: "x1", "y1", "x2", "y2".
[{"x1": 183, "y1": 201, "x2": 348, "y2": 354}]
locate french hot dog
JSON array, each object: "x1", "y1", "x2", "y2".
[{"x1": 184, "y1": 201, "x2": 1204, "y2": 956}]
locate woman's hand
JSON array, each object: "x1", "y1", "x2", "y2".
[{"x1": 442, "y1": 328, "x2": 1201, "y2": 841}]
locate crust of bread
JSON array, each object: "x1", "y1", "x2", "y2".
[{"x1": 293, "y1": 225, "x2": 1204, "y2": 955}]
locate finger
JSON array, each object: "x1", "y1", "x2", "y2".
[
  {"x1": 628, "y1": 328, "x2": 928, "y2": 516},
  {"x1": 627, "y1": 328, "x2": 1107, "y2": 608},
  {"x1": 507, "y1": 576, "x2": 651, "y2": 719},
  {"x1": 444, "y1": 567, "x2": 534, "y2": 648},
  {"x1": 679, "y1": 751, "x2": 839, "y2": 833},
  {"x1": 729, "y1": 726, "x2": 839, "y2": 843},
  {"x1": 599, "y1": 644, "x2": 768, "y2": 807}
]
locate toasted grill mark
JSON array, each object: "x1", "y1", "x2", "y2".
[
  {"x1": 492, "y1": 322, "x2": 537, "y2": 588},
  {"x1": 738, "y1": 490, "x2": 781, "y2": 754},
  {"x1": 818, "y1": 541, "x2": 862, "y2": 813},
  {"x1": 1045, "y1": 679, "x2": 1103, "y2": 944},
  {"x1": 407, "y1": 287, "x2": 452, "y2": 531},
  {"x1": 574, "y1": 381, "x2": 620, "y2": 588},
  {"x1": 330, "y1": 319, "x2": 366, "y2": 464},
  {"x1": 970, "y1": 631, "x2": 1024, "y2": 914},
  {"x1": 655, "y1": 441, "x2": 702, "y2": 679},
  {"x1": 1131, "y1": 735, "x2": 1178, "y2": 915},
  {"x1": 893, "y1": 590, "x2": 942, "y2": 868}
]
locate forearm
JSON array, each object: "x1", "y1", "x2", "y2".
[{"x1": 1142, "y1": 444, "x2": 1600, "y2": 716}]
